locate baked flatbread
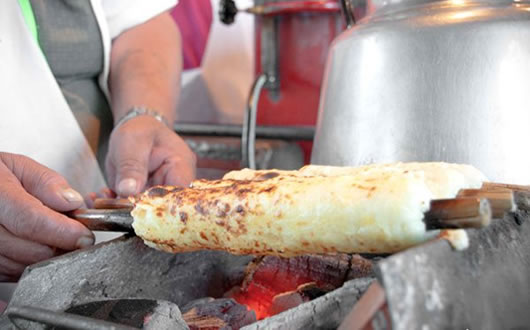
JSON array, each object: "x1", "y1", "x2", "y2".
[{"x1": 131, "y1": 162, "x2": 486, "y2": 256}]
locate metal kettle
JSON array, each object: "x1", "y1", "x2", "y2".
[{"x1": 311, "y1": 0, "x2": 530, "y2": 183}]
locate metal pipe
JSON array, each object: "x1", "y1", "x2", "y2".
[
  {"x1": 261, "y1": 16, "x2": 280, "y2": 96},
  {"x1": 69, "y1": 209, "x2": 134, "y2": 232},
  {"x1": 242, "y1": 74, "x2": 268, "y2": 169},
  {"x1": 246, "y1": 0, "x2": 341, "y2": 16},
  {"x1": 339, "y1": 0, "x2": 355, "y2": 27},
  {"x1": 220, "y1": 0, "x2": 341, "y2": 25},
  {"x1": 174, "y1": 123, "x2": 315, "y2": 141},
  {"x1": 6, "y1": 306, "x2": 137, "y2": 330}
]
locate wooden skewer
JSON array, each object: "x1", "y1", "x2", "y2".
[
  {"x1": 481, "y1": 182, "x2": 530, "y2": 193},
  {"x1": 479, "y1": 182, "x2": 530, "y2": 212},
  {"x1": 457, "y1": 189, "x2": 516, "y2": 218},
  {"x1": 424, "y1": 197, "x2": 492, "y2": 230},
  {"x1": 93, "y1": 198, "x2": 134, "y2": 210}
]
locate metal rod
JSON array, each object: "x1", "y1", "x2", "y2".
[
  {"x1": 221, "y1": 0, "x2": 340, "y2": 25},
  {"x1": 261, "y1": 16, "x2": 280, "y2": 95},
  {"x1": 242, "y1": 74, "x2": 268, "y2": 169},
  {"x1": 339, "y1": 0, "x2": 356, "y2": 28},
  {"x1": 6, "y1": 306, "x2": 137, "y2": 330},
  {"x1": 174, "y1": 123, "x2": 315, "y2": 140},
  {"x1": 245, "y1": 0, "x2": 341, "y2": 16},
  {"x1": 69, "y1": 209, "x2": 134, "y2": 232}
]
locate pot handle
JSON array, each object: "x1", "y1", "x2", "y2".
[{"x1": 340, "y1": 0, "x2": 356, "y2": 28}]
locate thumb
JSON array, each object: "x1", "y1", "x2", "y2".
[
  {"x1": 1, "y1": 153, "x2": 84, "y2": 211},
  {"x1": 113, "y1": 145, "x2": 150, "y2": 197}
]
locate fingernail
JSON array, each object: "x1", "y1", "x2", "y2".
[
  {"x1": 118, "y1": 178, "x2": 137, "y2": 196},
  {"x1": 76, "y1": 236, "x2": 95, "y2": 249},
  {"x1": 60, "y1": 188, "x2": 84, "y2": 203}
]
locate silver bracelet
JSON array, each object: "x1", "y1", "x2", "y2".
[{"x1": 114, "y1": 106, "x2": 171, "y2": 129}]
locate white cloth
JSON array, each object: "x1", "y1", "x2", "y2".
[
  {"x1": 0, "y1": 0, "x2": 176, "y2": 195},
  {"x1": 200, "y1": 0, "x2": 255, "y2": 124},
  {"x1": 177, "y1": 0, "x2": 255, "y2": 124}
]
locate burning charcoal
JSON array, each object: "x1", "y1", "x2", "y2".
[
  {"x1": 296, "y1": 282, "x2": 331, "y2": 300},
  {"x1": 269, "y1": 282, "x2": 332, "y2": 316},
  {"x1": 346, "y1": 254, "x2": 375, "y2": 280},
  {"x1": 241, "y1": 254, "x2": 352, "y2": 292},
  {"x1": 228, "y1": 253, "x2": 372, "y2": 320},
  {"x1": 269, "y1": 291, "x2": 306, "y2": 316},
  {"x1": 181, "y1": 298, "x2": 256, "y2": 330}
]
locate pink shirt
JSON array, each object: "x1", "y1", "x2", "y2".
[{"x1": 171, "y1": 0, "x2": 212, "y2": 69}]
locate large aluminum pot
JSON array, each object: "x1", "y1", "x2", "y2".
[{"x1": 311, "y1": 0, "x2": 530, "y2": 183}]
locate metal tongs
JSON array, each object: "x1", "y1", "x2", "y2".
[{"x1": 69, "y1": 198, "x2": 134, "y2": 232}]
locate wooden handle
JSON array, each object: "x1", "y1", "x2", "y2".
[
  {"x1": 457, "y1": 189, "x2": 515, "y2": 218},
  {"x1": 481, "y1": 182, "x2": 530, "y2": 193},
  {"x1": 93, "y1": 198, "x2": 134, "y2": 210},
  {"x1": 424, "y1": 197, "x2": 492, "y2": 230}
]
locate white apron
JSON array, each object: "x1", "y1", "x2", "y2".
[
  {"x1": 0, "y1": 0, "x2": 178, "y2": 303},
  {"x1": 178, "y1": 0, "x2": 255, "y2": 124},
  {"x1": 0, "y1": 2, "x2": 106, "y2": 195}
]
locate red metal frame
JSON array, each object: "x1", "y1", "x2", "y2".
[
  {"x1": 255, "y1": 5, "x2": 344, "y2": 163},
  {"x1": 255, "y1": 0, "x2": 341, "y2": 15}
]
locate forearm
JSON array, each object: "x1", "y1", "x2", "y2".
[{"x1": 108, "y1": 12, "x2": 182, "y2": 124}]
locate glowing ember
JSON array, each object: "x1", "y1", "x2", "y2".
[
  {"x1": 228, "y1": 254, "x2": 371, "y2": 319},
  {"x1": 181, "y1": 298, "x2": 257, "y2": 329}
]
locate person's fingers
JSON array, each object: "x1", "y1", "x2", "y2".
[
  {"x1": 0, "y1": 191, "x2": 95, "y2": 250},
  {"x1": 147, "y1": 135, "x2": 196, "y2": 187},
  {"x1": 164, "y1": 163, "x2": 196, "y2": 186},
  {"x1": 0, "y1": 170, "x2": 94, "y2": 250},
  {"x1": 0, "y1": 153, "x2": 84, "y2": 212},
  {"x1": 105, "y1": 157, "x2": 117, "y2": 196},
  {"x1": 99, "y1": 188, "x2": 115, "y2": 198},
  {"x1": 0, "y1": 254, "x2": 26, "y2": 281},
  {"x1": 84, "y1": 192, "x2": 98, "y2": 209},
  {"x1": 0, "y1": 225, "x2": 55, "y2": 265},
  {"x1": 149, "y1": 154, "x2": 195, "y2": 187},
  {"x1": 107, "y1": 119, "x2": 198, "y2": 195},
  {"x1": 107, "y1": 126, "x2": 152, "y2": 197}
]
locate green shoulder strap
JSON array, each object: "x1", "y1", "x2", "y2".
[{"x1": 18, "y1": 0, "x2": 40, "y2": 47}]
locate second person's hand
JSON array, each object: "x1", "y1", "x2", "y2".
[{"x1": 105, "y1": 116, "x2": 196, "y2": 197}]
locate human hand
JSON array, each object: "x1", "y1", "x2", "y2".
[
  {"x1": 105, "y1": 117, "x2": 196, "y2": 197},
  {"x1": 0, "y1": 153, "x2": 95, "y2": 281}
]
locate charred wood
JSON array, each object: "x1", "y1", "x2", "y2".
[{"x1": 181, "y1": 298, "x2": 256, "y2": 330}]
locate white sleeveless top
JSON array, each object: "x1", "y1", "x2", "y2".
[{"x1": 0, "y1": 0, "x2": 176, "y2": 194}]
